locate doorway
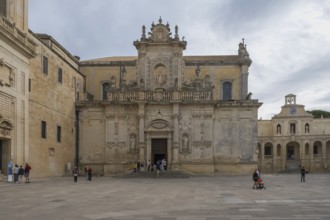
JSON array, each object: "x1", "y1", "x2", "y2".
[
  {"x1": 0, "y1": 139, "x2": 11, "y2": 175},
  {"x1": 0, "y1": 140, "x2": 2, "y2": 172},
  {"x1": 151, "y1": 139, "x2": 167, "y2": 166}
]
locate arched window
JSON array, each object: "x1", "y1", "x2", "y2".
[
  {"x1": 223, "y1": 81, "x2": 232, "y2": 100},
  {"x1": 102, "y1": 82, "x2": 110, "y2": 100},
  {"x1": 305, "y1": 123, "x2": 310, "y2": 133},
  {"x1": 276, "y1": 124, "x2": 281, "y2": 134}
]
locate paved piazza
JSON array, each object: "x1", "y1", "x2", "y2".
[{"x1": 1, "y1": 173, "x2": 330, "y2": 220}]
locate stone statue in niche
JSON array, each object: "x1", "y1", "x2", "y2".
[
  {"x1": 130, "y1": 134, "x2": 136, "y2": 149},
  {"x1": 154, "y1": 65, "x2": 166, "y2": 85},
  {"x1": 182, "y1": 134, "x2": 189, "y2": 150},
  {"x1": 140, "y1": 78, "x2": 144, "y2": 88}
]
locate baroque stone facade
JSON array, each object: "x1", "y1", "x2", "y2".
[
  {"x1": 77, "y1": 18, "x2": 261, "y2": 175},
  {"x1": 0, "y1": 0, "x2": 37, "y2": 175},
  {"x1": 0, "y1": 0, "x2": 84, "y2": 177},
  {"x1": 258, "y1": 94, "x2": 330, "y2": 173}
]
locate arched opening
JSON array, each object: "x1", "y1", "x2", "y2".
[
  {"x1": 286, "y1": 141, "x2": 300, "y2": 171},
  {"x1": 264, "y1": 142, "x2": 273, "y2": 157},
  {"x1": 305, "y1": 123, "x2": 310, "y2": 133},
  {"x1": 313, "y1": 141, "x2": 322, "y2": 156},
  {"x1": 326, "y1": 140, "x2": 330, "y2": 170},
  {"x1": 276, "y1": 124, "x2": 281, "y2": 134}
]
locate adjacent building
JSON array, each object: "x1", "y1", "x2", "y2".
[
  {"x1": 0, "y1": 0, "x2": 37, "y2": 174},
  {"x1": 258, "y1": 94, "x2": 330, "y2": 173},
  {"x1": 0, "y1": 0, "x2": 84, "y2": 177}
]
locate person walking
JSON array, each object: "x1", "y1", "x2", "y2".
[
  {"x1": 301, "y1": 166, "x2": 306, "y2": 182},
  {"x1": 73, "y1": 167, "x2": 79, "y2": 183}
]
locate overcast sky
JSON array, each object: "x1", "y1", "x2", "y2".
[{"x1": 29, "y1": 0, "x2": 330, "y2": 119}]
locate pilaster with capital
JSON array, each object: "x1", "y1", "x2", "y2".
[
  {"x1": 138, "y1": 103, "x2": 146, "y2": 162},
  {"x1": 172, "y1": 104, "x2": 180, "y2": 164}
]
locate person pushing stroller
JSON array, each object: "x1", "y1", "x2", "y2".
[{"x1": 252, "y1": 169, "x2": 266, "y2": 190}]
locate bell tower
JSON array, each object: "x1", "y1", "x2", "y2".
[
  {"x1": 285, "y1": 94, "x2": 296, "y2": 105},
  {"x1": 133, "y1": 17, "x2": 187, "y2": 90}
]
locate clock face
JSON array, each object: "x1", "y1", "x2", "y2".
[{"x1": 289, "y1": 107, "x2": 297, "y2": 115}]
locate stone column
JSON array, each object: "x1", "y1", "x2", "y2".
[
  {"x1": 167, "y1": 133, "x2": 172, "y2": 167},
  {"x1": 273, "y1": 142, "x2": 277, "y2": 172},
  {"x1": 260, "y1": 141, "x2": 265, "y2": 171},
  {"x1": 172, "y1": 104, "x2": 179, "y2": 168},
  {"x1": 139, "y1": 143, "x2": 145, "y2": 162},
  {"x1": 282, "y1": 141, "x2": 286, "y2": 170},
  {"x1": 138, "y1": 103, "x2": 146, "y2": 163},
  {"x1": 146, "y1": 133, "x2": 151, "y2": 164},
  {"x1": 310, "y1": 139, "x2": 314, "y2": 171},
  {"x1": 241, "y1": 69, "x2": 249, "y2": 99},
  {"x1": 322, "y1": 139, "x2": 326, "y2": 170},
  {"x1": 300, "y1": 140, "x2": 305, "y2": 167}
]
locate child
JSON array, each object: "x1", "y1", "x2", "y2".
[{"x1": 256, "y1": 178, "x2": 266, "y2": 189}]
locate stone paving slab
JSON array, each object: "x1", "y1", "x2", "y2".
[{"x1": 0, "y1": 173, "x2": 330, "y2": 220}]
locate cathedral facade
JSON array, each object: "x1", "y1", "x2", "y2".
[
  {"x1": 2, "y1": 1, "x2": 330, "y2": 178},
  {"x1": 77, "y1": 18, "x2": 261, "y2": 175}
]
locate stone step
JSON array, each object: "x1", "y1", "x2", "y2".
[{"x1": 117, "y1": 171, "x2": 190, "y2": 179}]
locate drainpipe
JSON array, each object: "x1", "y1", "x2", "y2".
[{"x1": 75, "y1": 108, "x2": 79, "y2": 169}]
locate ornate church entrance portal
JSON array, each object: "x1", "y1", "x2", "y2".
[{"x1": 151, "y1": 139, "x2": 167, "y2": 166}]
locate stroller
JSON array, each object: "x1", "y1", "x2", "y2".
[{"x1": 255, "y1": 177, "x2": 266, "y2": 190}]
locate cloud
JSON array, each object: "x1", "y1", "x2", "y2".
[{"x1": 28, "y1": 0, "x2": 330, "y2": 118}]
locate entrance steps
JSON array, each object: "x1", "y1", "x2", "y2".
[{"x1": 117, "y1": 171, "x2": 190, "y2": 179}]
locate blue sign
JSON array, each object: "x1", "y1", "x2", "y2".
[{"x1": 8, "y1": 161, "x2": 12, "y2": 175}]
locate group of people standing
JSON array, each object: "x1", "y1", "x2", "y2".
[
  {"x1": 146, "y1": 159, "x2": 167, "y2": 172},
  {"x1": 12, "y1": 163, "x2": 31, "y2": 183},
  {"x1": 72, "y1": 166, "x2": 92, "y2": 183}
]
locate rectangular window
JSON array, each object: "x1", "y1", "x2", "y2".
[
  {"x1": 264, "y1": 146, "x2": 272, "y2": 156},
  {"x1": 58, "y1": 67, "x2": 63, "y2": 83},
  {"x1": 42, "y1": 56, "x2": 48, "y2": 75},
  {"x1": 57, "y1": 126, "x2": 61, "y2": 143},
  {"x1": 28, "y1": 78, "x2": 31, "y2": 92},
  {"x1": 41, "y1": 121, "x2": 47, "y2": 139},
  {"x1": 313, "y1": 146, "x2": 318, "y2": 155}
]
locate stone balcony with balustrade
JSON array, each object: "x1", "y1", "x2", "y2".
[
  {"x1": 76, "y1": 90, "x2": 260, "y2": 108},
  {"x1": 0, "y1": 15, "x2": 38, "y2": 58}
]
